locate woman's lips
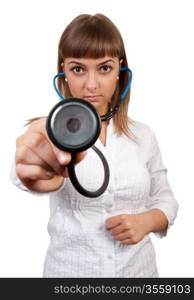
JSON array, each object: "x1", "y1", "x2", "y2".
[{"x1": 83, "y1": 96, "x2": 100, "y2": 102}]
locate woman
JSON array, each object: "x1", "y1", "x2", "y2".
[{"x1": 11, "y1": 13, "x2": 178, "y2": 277}]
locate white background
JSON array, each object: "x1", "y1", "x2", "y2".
[{"x1": 0, "y1": 0, "x2": 193, "y2": 277}]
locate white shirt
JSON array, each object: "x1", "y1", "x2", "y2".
[{"x1": 11, "y1": 119, "x2": 178, "y2": 277}]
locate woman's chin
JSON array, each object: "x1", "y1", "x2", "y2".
[{"x1": 82, "y1": 100, "x2": 108, "y2": 116}]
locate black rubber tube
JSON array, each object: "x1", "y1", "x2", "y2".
[{"x1": 67, "y1": 145, "x2": 110, "y2": 198}]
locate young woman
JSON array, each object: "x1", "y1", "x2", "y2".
[{"x1": 11, "y1": 13, "x2": 178, "y2": 277}]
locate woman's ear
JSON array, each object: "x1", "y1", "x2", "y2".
[
  {"x1": 120, "y1": 59, "x2": 123, "y2": 68},
  {"x1": 61, "y1": 62, "x2": 64, "y2": 69}
]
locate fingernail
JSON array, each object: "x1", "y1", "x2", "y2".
[
  {"x1": 46, "y1": 171, "x2": 54, "y2": 178},
  {"x1": 58, "y1": 152, "x2": 68, "y2": 165}
]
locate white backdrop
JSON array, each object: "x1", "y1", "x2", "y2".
[{"x1": 0, "y1": 0, "x2": 193, "y2": 277}]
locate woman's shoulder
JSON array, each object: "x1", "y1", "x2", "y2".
[{"x1": 129, "y1": 118, "x2": 155, "y2": 139}]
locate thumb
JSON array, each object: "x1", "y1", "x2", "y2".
[
  {"x1": 55, "y1": 150, "x2": 72, "y2": 166},
  {"x1": 52, "y1": 143, "x2": 87, "y2": 166}
]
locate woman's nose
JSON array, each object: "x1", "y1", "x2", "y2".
[{"x1": 85, "y1": 72, "x2": 99, "y2": 91}]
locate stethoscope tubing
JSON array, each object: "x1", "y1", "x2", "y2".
[
  {"x1": 67, "y1": 145, "x2": 110, "y2": 198},
  {"x1": 53, "y1": 67, "x2": 132, "y2": 121}
]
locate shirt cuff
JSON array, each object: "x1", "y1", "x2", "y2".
[{"x1": 149, "y1": 203, "x2": 178, "y2": 239}]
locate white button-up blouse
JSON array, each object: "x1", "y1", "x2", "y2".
[{"x1": 11, "y1": 119, "x2": 178, "y2": 277}]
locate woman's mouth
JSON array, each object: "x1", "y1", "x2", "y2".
[{"x1": 83, "y1": 95, "x2": 100, "y2": 102}]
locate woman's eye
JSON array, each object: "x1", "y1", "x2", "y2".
[
  {"x1": 72, "y1": 66, "x2": 84, "y2": 73},
  {"x1": 71, "y1": 65, "x2": 112, "y2": 74},
  {"x1": 101, "y1": 65, "x2": 112, "y2": 72}
]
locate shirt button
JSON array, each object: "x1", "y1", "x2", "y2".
[
  {"x1": 106, "y1": 204, "x2": 114, "y2": 213},
  {"x1": 107, "y1": 254, "x2": 113, "y2": 260}
]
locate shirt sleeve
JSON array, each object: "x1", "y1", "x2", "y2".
[
  {"x1": 9, "y1": 160, "x2": 66, "y2": 197},
  {"x1": 146, "y1": 131, "x2": 179, "y2": 238}
]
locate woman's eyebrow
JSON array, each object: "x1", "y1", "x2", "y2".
[
  {"x1": 67, "y1": 59, "x2": 116, "y2": 66},
  {"x1": 67, "y1": 61, "x2": 84, "y2": 66},
  {"x1": 98, "y1": 59, "x2": 116, "y2": 65}
]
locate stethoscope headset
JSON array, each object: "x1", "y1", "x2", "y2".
[{"x1": 46, "y1": 67, "x2": 132, "y2": 198}]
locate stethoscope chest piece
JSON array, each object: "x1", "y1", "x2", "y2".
[
  {"x1": 46, "y1": 97, "x2": 101, "y2": 153},
  {"x1": 46, "y1": 97, "x2": 110, "y2": 198}
]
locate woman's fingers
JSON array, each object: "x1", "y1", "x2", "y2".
[
  {"x1": 109, "y1": 224, "x2": 125, "y2": 236},
  {"x1": 16, "y1": 132, "x2": 71, "y2": 176},
  {"x1": 16, "y1": 164, "x2": 54, "y2": 182},
  {"x1": 15, "y1": 117, "x2": 88, "y2": 192}
]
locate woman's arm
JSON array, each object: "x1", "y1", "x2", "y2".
[
  {"x1": 140, "y1": 208, "x2": 168, "y2": 235},
  {"x1": 106, "y1": 128, "x2": 178, "y2": 245},
  {"x1": 106, "y1": 209, "x2": 168, "y2": 245}
]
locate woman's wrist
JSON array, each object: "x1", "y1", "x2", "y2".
[{"x1": 140, "y1": 209, "x2": 168, "y2": 235}]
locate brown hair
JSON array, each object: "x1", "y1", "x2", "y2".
[
  {"x1": 26, "y1": 14, "x2": 137, "y2": 142},
  {"x1": 57, "y1": 14, "x2": 137, "y2": 142}
]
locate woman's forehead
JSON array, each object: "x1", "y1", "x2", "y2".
[{"x1": 64, "y1": 56, "x2": 119, "y2": 65}]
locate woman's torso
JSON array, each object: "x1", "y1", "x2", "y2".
[{"x1": 43, "y1": 119, "x2": 159, "y2": 277}]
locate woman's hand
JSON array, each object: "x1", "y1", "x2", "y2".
[
  {"x1": 105, "y1": 209, "x2": 168, "y2": 245},
  {"x1": 105, "y1": 213, "x2": 147, "y2": 245},
  {"x1": 15, "y1": 117, "x2": 87, "y2": 193}
]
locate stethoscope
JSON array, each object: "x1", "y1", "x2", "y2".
[{"x1": 46, "y1": 67, "x2": 132, "y2": 198}]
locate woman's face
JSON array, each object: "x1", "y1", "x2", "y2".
[{"x1": 62, "y1": 56, "x2": 121, "y2": 115}]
